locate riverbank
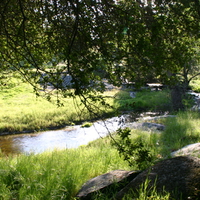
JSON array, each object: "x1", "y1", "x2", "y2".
[
  {"x1": 0, "y1": 111, "x2": 200, "y2": 199},
  {"x1": 0, "y1": 78, "x2": 173, "y2": 135},
  {"x1": 0, "y1": 80, "x2": 119, "y2": 135},
  {"x1": 0, "y1": 112, "x2": 175, "y2": 155}
]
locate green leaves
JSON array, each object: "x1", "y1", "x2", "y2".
[
  {"x1": 0, "y1": 0, "x2": 199, "y2": 102},
  {"x1": 112, "y1": 128, "x2": 153, "y2": 170}
]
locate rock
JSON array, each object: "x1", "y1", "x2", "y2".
[
  {"x1": 115, "y1": 156, "x2": 200, "y2": 200},
  {"x1": 171, "y1": 143, "x2": 200, "y2": 157},
  {"x1": 129, "y1": 92, "x2": 136, "y2": 98},
  {"x1": 76, "y1": 170, "x2": 141, "y2": 200},
  {"x1": 142, "y1": 122, "x2": 165, "y2": 131},
  {"x1": 126, "y1": 122, "x2": 165, "y2": 132}
]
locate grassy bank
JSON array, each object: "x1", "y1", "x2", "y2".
[
  {"x1": 0, "y1": 138, "x2": 132, "y2": 199},
  {"x1": 1, "y1": 77, "x2": 200, "y2": 199},
  {"x1": 114, "y1": 88, "x2": 172, "y2": 113},
  {"x1": 0, "y1": 111, "x2": 200, "y2": 199},
  {"x1": 0, "y1": 79, "x2": 118, "y2": 134},
  {"x1": 0, "y1": 78, "x2": 174, "y2": 135}
]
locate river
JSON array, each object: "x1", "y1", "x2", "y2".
[
  {"x1": 0, "y1": 117, "x2": 123, "y2": 155},
  {"x1": 1, "y1": 91, "x2": 199, "y2": 155}
]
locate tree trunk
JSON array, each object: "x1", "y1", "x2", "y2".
[{"x1": 171, "y1": 84, "x2": 187, "y2": 111}]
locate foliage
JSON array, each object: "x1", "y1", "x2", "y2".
[
  {"x1": 112, "y1": 128, "x2": 154, "y2": 170},
  {"x1": 0, "y1": 0, "x2": 199, "y2": 111},
  {"x1": 112, "y1": 110, "x2": 200, "y2": 170},
  {"x1": 81, "y1": 122, "x2": 93, "y2": 128}
]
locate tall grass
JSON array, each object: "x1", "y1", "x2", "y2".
[
  {"x1": 122, "y1": 178, "x2": 170, "y2": 200},
  {"x1": 1, "y1": 76, "x2": 200, "y2": 199},
  {"x1": 159, "y1": 111, "x2": 200, "y2": 156},
  {"x1": 0, "y1": 139, "x2": 131, "y2": 200},
  {"x1": 0, "y1": 110, "x2": 199, "y2": 199}
]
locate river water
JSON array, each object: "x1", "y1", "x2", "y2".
[
  {"x1": 1, "y1": 91, "x2": 199, "y2": 155},
  {"x1": 0, "y1": 117, "x2": 123, "y2": 155}
]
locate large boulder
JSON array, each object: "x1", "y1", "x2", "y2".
[
  {"x1": 115, "y1": 156, "x2": 200, "y2": 200},
  {"x1": 171, "y1": 143, "x2": 200, "y2": 157},
  {"x1": 76, "y1": 170, "x2": 141, "y2": 200}
]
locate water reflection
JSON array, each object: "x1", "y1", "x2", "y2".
[{"x1": 0, "y1": 117, "x2": 121, "y2": 155}]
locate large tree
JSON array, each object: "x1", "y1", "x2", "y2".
[{"x1": 0, "y1": 0, "x2": 199, "y2": 109}]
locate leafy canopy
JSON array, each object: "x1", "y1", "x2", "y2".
[{"x1": 0, "y1": 0, "x2": 199, "y2": 98}]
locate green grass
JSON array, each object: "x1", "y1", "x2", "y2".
[
  {"x1": 114, "y1": 89, "x2": 172, "y2": 113},
  {"x1": 122, "y1": 178, "x2": 170, "y2": 200},
  {"x1": 0, "y1": 79, "x2": 117, "y2": 134},
  {"x1": 81, "y1": 122, "x2": 93, "y2": 128},
  {"x1": 0, "y1": 77, "x2": 200, "y2": 199},
  {"x1": 0, "y1": 77, "x2": 174, "y2": 135},
  {"x1": 0, "y1": 138, "x2": 132, "y2": 200},
  {"x1": 159, "y1": 111, "x2": 200, "y2": 156},
  {"x1": 0, "y1": 110, "x2": 200, "y2": 199},
  {"x1": 190, "y1": 78, "x2": 200, "y2": 92},
  {"x1": 4, "y1": 75, "x2": 198, "y2": 136}
]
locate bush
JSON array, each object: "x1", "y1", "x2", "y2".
[
  {"x1": 81, "y1": 122, "x2": 93, "y2": 128},
  {"x1": 112, "y1": 128, "x2": 153, "y2": 170}
]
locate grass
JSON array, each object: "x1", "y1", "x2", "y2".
[
  {"x1": 81, "y1": 122, "x2": 93, "y2": 128},
  {"x1": 159, "y1": 111, "x2": 200, "y2": 156},
  {"x1": 114, "y1": 89, "x2": 172, "y2": 113},
  {"x1": 0, "y1": 77, "x2": 173, "y2": 134},
  {"x1": 0, "y1": 138, "x2": 132, "y2": 200},
  {"x1": 190, "y1": 78, "x2": 200, "y2": 92},
  {"x1": 0, "y1": 76, "x2": 200, "y2": 199},
  {"x1": 122, "y1": 178, "x2": 170, "y2": 200},
  {"x1": 2, "y1": 110, "x2": 200, "y2": 199},
  {"x1": 0, "y1": 78, "x2": 118, "y2": 134}
]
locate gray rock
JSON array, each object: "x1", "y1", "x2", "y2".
[
  {"x1": 76, "y1": 170, "x2": 141, "y2": 200},
  {"x1": 129, "y1": 92, "x2": 136, "y2": 98},
  {"x1": 126, "y1": 122, "x2": 165, "y2": 132},
  {"x1": 142, "y1": 122, "x2": 165, "y2": 131},
  {"x1": 115, "y1": 156, "x2": 200, "y2": 200},
  {"x1": 171, "y1": 143, "x2": 200, "y2": 157}
]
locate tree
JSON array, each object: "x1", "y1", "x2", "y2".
[{"x1": 0, "y1": 0, "x2": 199, "y2": 110}]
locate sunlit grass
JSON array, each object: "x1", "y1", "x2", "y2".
[
  {"x1": 190, "y1": 79, "x2": 200, "y2": 92},
  {"x1": 0, "y1": 75, "x2": 200, "y2": 199},
  {"x1": 0, "y1": 138, "x2": 131, "y2": 200},
  {"x1": 158, "y1": 111, "x2": 200, "y2": 156},
  {"x1": 0, "y1": 110, "x2": 199, "y2": 199},
  {"x1": 0, "y1": 80, "x2": 118, "y2": 134},
  {"x1": 114, "y1": 89, "x2": 172, "y2": 112}
]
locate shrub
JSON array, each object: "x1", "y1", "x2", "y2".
[
  {"x1": 112, "y1": 128, "x2": 153, "y2": 170},
  {"x1": 81, "y1": 122, "x2": 93, "y2": 128}
]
